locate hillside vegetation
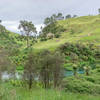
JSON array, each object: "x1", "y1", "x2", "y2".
[
  {"x1": 34, "y1": 15, "x2": 100, "y2": 51},
  {"x1": 0, "y1": 15, "x2": 100, "y2": 73},
  {"x1": 0, "y1": 15, "x2": 100, "y2": 100},
  {"x1": 0, "y1": 15, "x2": 100, "y2": 51}
]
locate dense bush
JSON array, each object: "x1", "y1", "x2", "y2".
[
  {"x1": 41, "y1": 22, "x2": 66, "y2": 40},
  {"x1": 62, "y1": 76, "x2": 100, "y2": 94},
  {"x1": 55, "y1": 34, "x2": 61, "y2": 38},
  {"x1": 58, "y1": 43, "x2": 99, "y2": 70},
  {"x1": 40, "y1": 37, "x2": 47, "y2": 41},
  {"x1": 10, "y1": 80, "x2": 24, "y2": 87}
]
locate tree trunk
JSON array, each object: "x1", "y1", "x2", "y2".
[
  {"x1": 29, "y1": 74, "x2": 32, "y2": 89},
  {"x1": 0, "y1": 71, "x2": 2, "y2": 80},
  {"x1": 44, "y1": 71, "x2": 47, "y2": 89},
  {"x1": 74, "y1": 70, "x2": 77, "y2": 77},
  {"x1": 54, "y1": 73, "x2": 58, "y2": 88},
  {"x1": 86, "y1": 71, "x2": 89, "y2": 76},
  {"x1": 27, "y1": 37, "x2": 29, "y2": 48}
]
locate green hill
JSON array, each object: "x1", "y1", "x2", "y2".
[
  {"x1": 0, "y1": 15, "x2": 100, "y2": 51},
  {"x1": 0, "y1": 29, "x2": 21, "y2": 49},
  {"x1": 0, "y1": 15, "x2": 100, "y2": 70},
  {"x1": 34, "y1": 15, "x2": 100, "y2": 51}
]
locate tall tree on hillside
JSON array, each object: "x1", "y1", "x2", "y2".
[
  {"x1": 0, "y1": 20, "x2": 6, "y2": 33},
  {"x1": 44, "y1": 17, "x2": 51, "y2": 26},
  {"x1": 65, "y1": 14, "x2": 71, "y2": 19},
  {"x1": 98, "y1": 8, "x2": 100, "y2": 15},
  {"x1": 18, "y1": 20, "x2": 36, "y2": 48},
  {"x1": 52, "y1": 14, "x2": 57, "y2": 19},
  {"x1": 0, "y1": 20, "x2": 2, "y2": 23},
  {"x1": 73, "y1": 15, "x2": 77, "y2": 18},
  {"x1": 44, "y1": 14, "x2": 58, "y2": 26},
  {"x1": 44, "y1": 13, "x2": 64, "y2": 26},
  {"x1": 57, "y1": 13, "x2": 64, "y2": 20}
]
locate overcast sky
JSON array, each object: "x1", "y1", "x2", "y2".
[{"x1": 0, "y1": 0, "x2": 100, "y2": 33}]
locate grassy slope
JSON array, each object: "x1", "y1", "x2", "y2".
[
  {"x1": 0, "y1": 30, "x2": 22, "y2": 49},
  {"x1": 34, "y1": 15, "x2": 100, "y2": 51},
  {"x1": 0, "y1": 15, "x2": 100, "y2": 51}
]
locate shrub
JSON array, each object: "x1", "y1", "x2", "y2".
[
  {"x1": 55, "y1": 34, "x2": 61, "y2": 38},
  {"x1": 62, "y1": 77, "x2": 100, "y2": 94},
  {"x1": 40, "y1": 38, "x2": 47, "y2": 41},
  {"x1": 10, "y1": 80, "x2": 24, "y2": 87}
]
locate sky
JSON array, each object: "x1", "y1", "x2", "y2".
[{"x1": 0, "y1": 0, "x2": 100, "y2": 33}]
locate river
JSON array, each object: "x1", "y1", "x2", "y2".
[{"x1": 1, "y1": 70, "x2": 85, "y2": 80}]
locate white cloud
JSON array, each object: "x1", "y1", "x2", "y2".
[
  {"x1": 1, "y1": 0, "x2": 99, "y2": 22},
  {"x1": 1, "y1": 21, "x2": 44, "y2": 34},
  {"x1": 2, "y1": 21, "x2": 19, "y2": 33},
  {"x1": 36, "y1": 24, "x2": 44, "y2": 32}
]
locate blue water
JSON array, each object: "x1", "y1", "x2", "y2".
[{"x1": 65, "y1": 70, "x2": 84, "y2": 77}]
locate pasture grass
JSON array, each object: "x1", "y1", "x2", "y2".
[
  {"x1": 33, "y1": 15, "x2": 100, "y2": 51},
  {"x1": 0, "y1": 82, "x2": 100, "y2": 100}
]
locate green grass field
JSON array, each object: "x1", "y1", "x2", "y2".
[{"x1": 0, "y1": 82, "x2": 100, "y2": 100}]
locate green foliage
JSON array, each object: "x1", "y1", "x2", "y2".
[
  {"x1": 70, "y1": 28, "x2": 75, "y2": 34},
  {"x1": 55, "y1": 33, "x2": 61, "y2": 38},
  {"x1": 44, "y1": 13, "x2": 64, "y2": 25},
  {"x1": 98, "y1": 8, "x2": 100, "y2": 14},
  {"x1": 40, "y1": 37, "x2": 47, "y2": 41},
  {"x1": 65, "y1": 14, "x2": 71, "y2": 19},
  {"x1": 38, "y1": 50, "x2": 64, "y2": 88},
  {"x1": 63, "y1": 77, "x2": 100, "y2": 94},
  {"x1": 42, "y1": 22, "x2": 66, "y2": 40},
  {"x1": 43, "y1": 22, "x2": 65, "y2": 34},
  {"x1": 18, "y1": 20, "x2": 37, "y2": 47},
  {"x1": 10, "y1": 80, "x2": 25, "y2": 87},
  {"x1": 62, "y1": 68, "x2": 100, "y2": 94},
  {"x1": 0, "y1": 14, "x2": 100, "y2": 99},
  {"x1": 59, "y1": 43, "x2": 98, "y2": 70}
]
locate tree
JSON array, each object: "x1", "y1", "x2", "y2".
[
  {"x1": 57, "y1": 13, "x2": 64, "y2": 20},
  {"x1": 39, "y1": 50, "x2": 65, "y2": 88},
  {"x1": 42, "y1": 21, "x2": 65, "y2": 38},
  {"x1": 98, "y1": 8, "x2": 100, "y2": 14},
  {"x1": 0, "y1": 20, "x2": 2, "y2": 23},
  {"x1": 0, "y1": 48, "x2": 15, "y2": 80},
  {"x1": 65, "y1": 14, "x2": 71, "y2": 19},
  {"x1": 44, "y1": 14, "x2": 57, "y2": 26},
  {"x1": 44, "y1": 17, "x2": 51, "y2": 26},
  {"x1": 52, "y1": 51, "x2": 65, "y2": 88},
  {"x1": 24, "y1": 52, "x2": 38, "y2": 89},
  {"x1": 84, "y1": 66, "x2": 91, "y2": 76},
  {"x1": 73, "y1": 15, "x2": 77, "y2": 18},
  {"x1": 18, "y1": 20, "x2": 36, "y2": 48},
  {"x1": 73, "y1": 64, "x2": 78, "y2": 77},
  {"x1": 39, "y1": 50, "x2": 54, "y2": 88},
  {"x1": 0, "y1": 22, "x2": 6, "y2": 33},
  {"x1": 52, "y1": 14, "x2": 57, "y2": 20}
]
